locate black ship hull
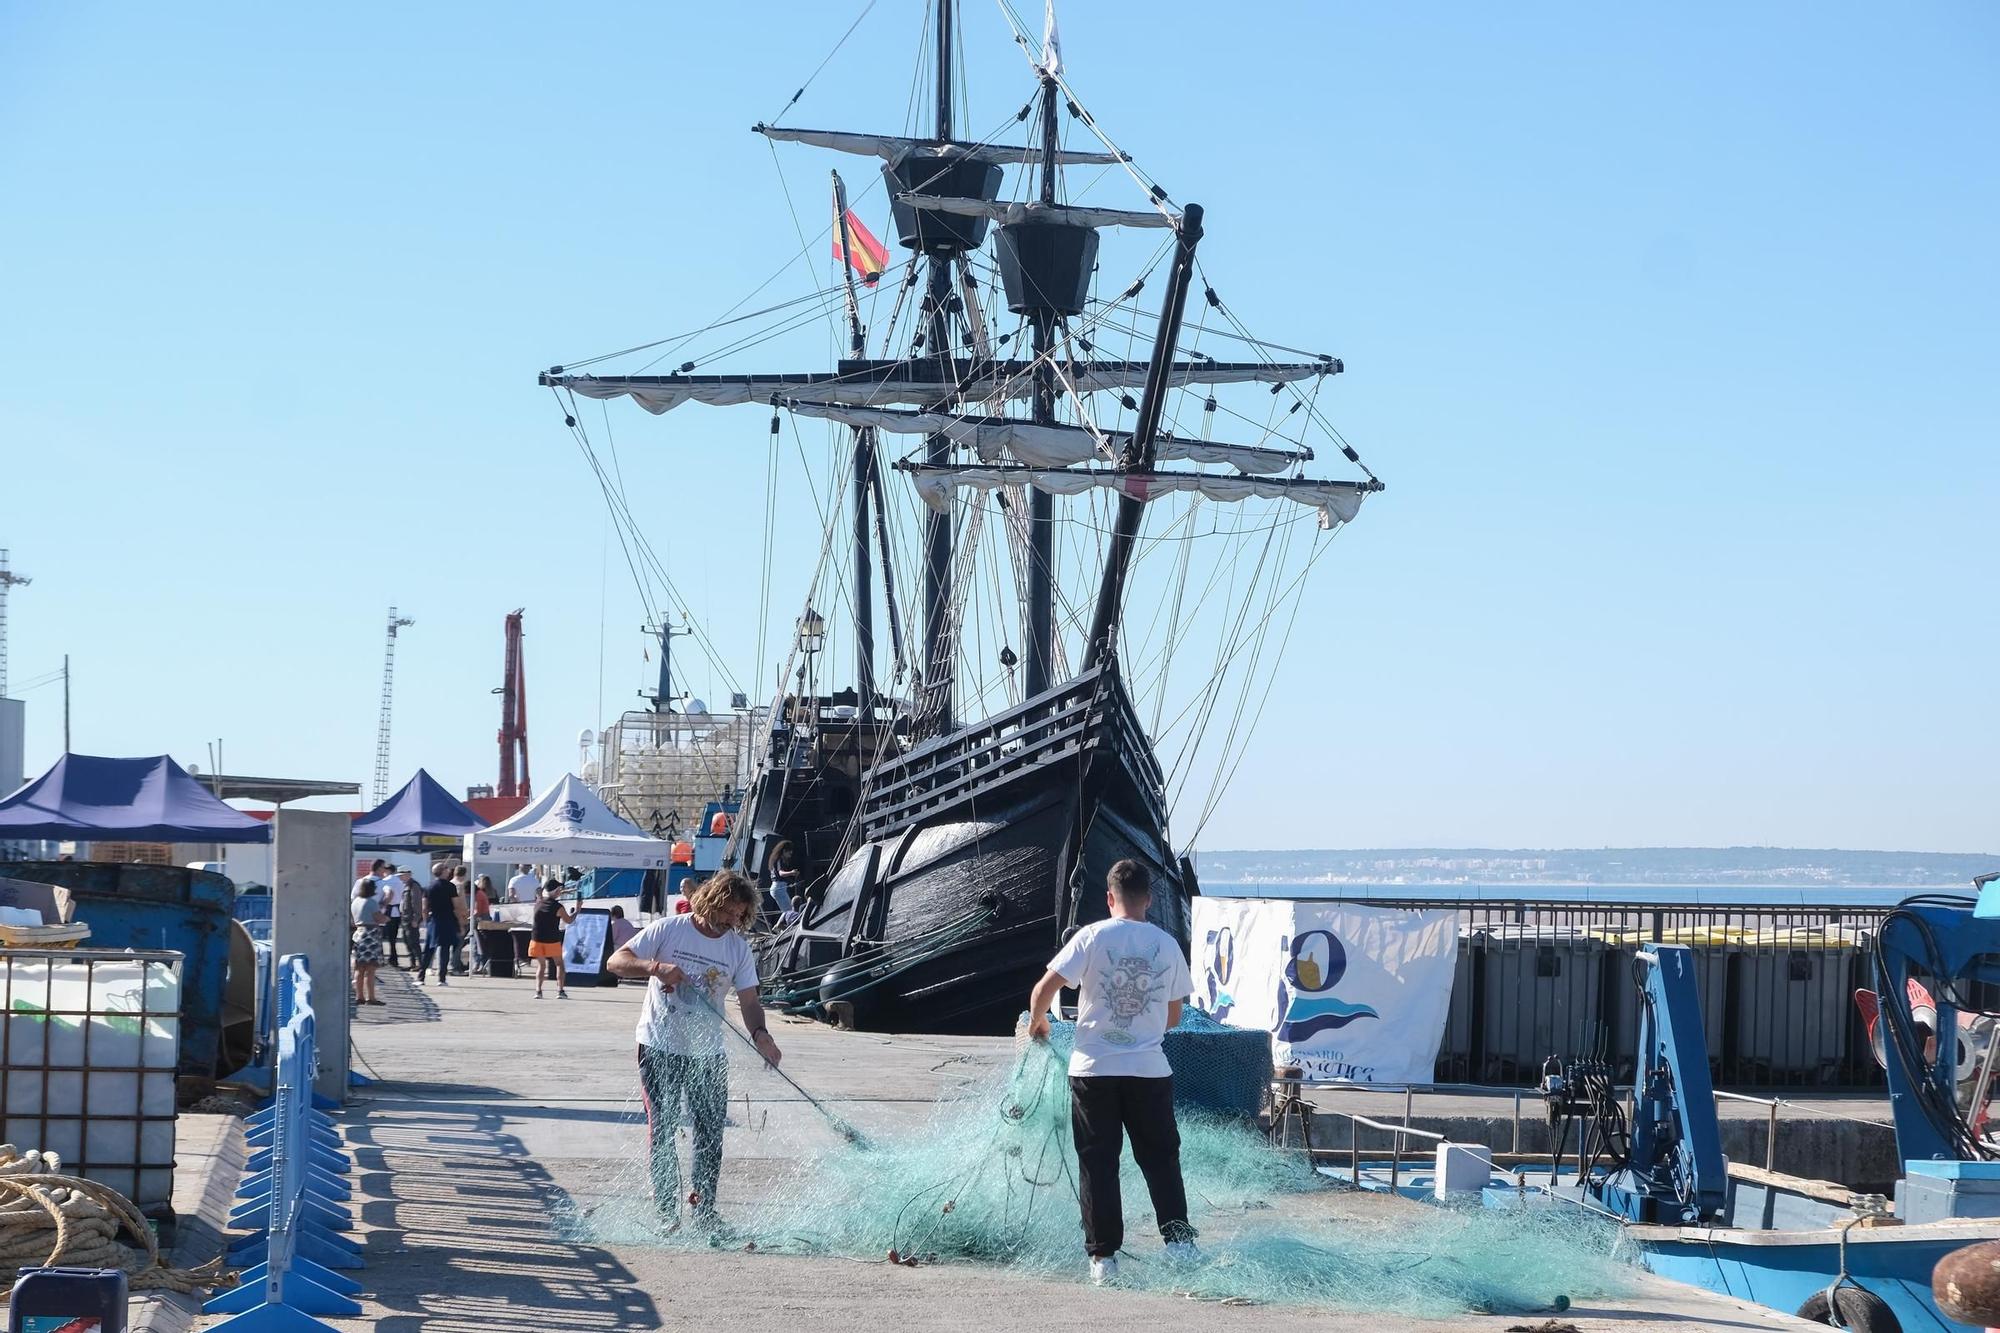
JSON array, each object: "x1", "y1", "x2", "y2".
[{"x1": 755, "y1": 665, "x2": 1193, "y2": 1035}]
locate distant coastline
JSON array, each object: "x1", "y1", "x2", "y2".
[{"x1": 1192, "y1": 846, "x2": 1998, "y2": 891}]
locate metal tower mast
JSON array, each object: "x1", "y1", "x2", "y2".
[
  {"x1": 0, "y1": 550, "x2": 29, "y2": 700},
  {"x1": 374, "y1": 606, "x2": 415, "y2": 804},
  {"x1": 641, "y1": 618, "x2": 686, "y2": 713}
]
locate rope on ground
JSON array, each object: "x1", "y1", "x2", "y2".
[{"x1": 0, "y1": 1145, "x2": 236, "y2": 1294}]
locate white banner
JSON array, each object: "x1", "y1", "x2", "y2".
[{"x1": 1191, "y1": 898, "x2": 1461, "y2": 1085}]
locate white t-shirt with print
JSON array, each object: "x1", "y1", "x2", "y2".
[
  {"x1": 1047, "y1": 917, "x2": 1193, "y2": 1079},
  {"x1": 625, "y1": 915, "x2": 760, "y2": 1056}
]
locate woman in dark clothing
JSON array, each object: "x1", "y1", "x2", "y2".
[{"x1": 531, "y1": 879, "x2": 577, "y2": 999}]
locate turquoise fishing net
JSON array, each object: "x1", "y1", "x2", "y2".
[{"x1": 565, "y1": 1022, "x2": 1634, "y2": 1315}]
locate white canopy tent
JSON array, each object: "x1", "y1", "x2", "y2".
[{"x1": 463, "y1": 773, "x2": 673, "y2": 870}]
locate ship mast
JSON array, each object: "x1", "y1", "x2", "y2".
[
  {"x1": 1025, "y1": 68, "x2": 1060, "y2": 698},
  {"x1": 1087, "y1": 203, "x2": 1206, "y2": 656},
  {"x1": 919, "y1": 0, "x2": 958, "y2": 732},
  {"x1": 548, "y1": 4, "x2": 1365, "y2": 711},
  {"x1": 831, "y1": 170, "x2": 875, "y2": 714}
]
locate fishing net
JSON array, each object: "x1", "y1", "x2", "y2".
[
  {"x1": 566, "y1": 1039, "x2": 1632, "y2": 1314},
  {"x1": 564, "y1": 1018, "x2": 1634, "y2": 1316}
]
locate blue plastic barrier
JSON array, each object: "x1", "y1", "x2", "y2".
[{"x1": 205, "y1": 955, "x2": 365, "y2": 1333}]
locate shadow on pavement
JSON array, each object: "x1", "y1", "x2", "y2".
[
  {"x1": 359, "y1": 967, "x2": 443, "y2": 1026},
  {"x1": 347, "y1": 1105, "x2": 660, "y2": 1333}
]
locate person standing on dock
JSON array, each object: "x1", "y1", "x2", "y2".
[
  {"x1": 607, "y1": 903, "x2": 637, "y2": 952},
  {"x1": 530, "y1": 879, "x2": 576, "y2": 999},
  {"x1": 507, "y1": 863, "x2": 539, "y2": 904},
  {"x1": 351, "y1": 875, "x2": 385, "y2": 1006},
  {"x1": 377, "y1": 865, "x2": 406, "y2": 968},
  {"x1": 451, "y1": 864, "x2": 475, "y2": 974},
  {"x1": 418, "y1": 863, "x2": 465, "y2": 986},
  {"x1": 397, "y1": 867, "x2": 424, "y2": 965},
  {"x1": 1027, "y1": 860, "x2": 1198, "y2": 1285},
  {"x1": 470, "y1": 874, "x2": 497, "y2": 974},
  {"x1": 606, "y1": 870, "x2": 780, "y2": 1235},
  {"x1": 356, "y1": 860, "x2": 391, "y2": 963}
]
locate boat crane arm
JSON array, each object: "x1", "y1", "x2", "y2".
[{"x1": 1591, "y1": 945, "x2": 1729, "y2": 1225}]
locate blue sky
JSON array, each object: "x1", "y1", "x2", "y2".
[{"x1": 1, "y1": 3, "x2": 1993, "y2": 852}]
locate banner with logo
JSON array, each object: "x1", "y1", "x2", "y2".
[{"x1": 1191, "y1": 897, "x2": 1460, "y2": 1085}]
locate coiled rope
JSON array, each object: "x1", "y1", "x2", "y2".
[{"x1": 0, "y1": 1146, "x2": 235, "y2": 1294}]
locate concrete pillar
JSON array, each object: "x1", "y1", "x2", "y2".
[{"x1": 272, "y1": 809, "x2": 352, "y2": 1104}]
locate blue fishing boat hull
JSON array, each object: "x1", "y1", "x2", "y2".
[
  {"x1": 1353, "y1": 1161, "x2": 1995, "y2": 1332},
  {"x1": 1637, "y1": 1227, "x2": 1986, "y2": 1332}
]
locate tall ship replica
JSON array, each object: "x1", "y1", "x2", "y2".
[{"x1": 544, "y1": 1, "x2": 1385, "y2": 1033}]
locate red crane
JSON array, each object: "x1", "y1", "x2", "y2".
[{"x1": 496, "y1": 608, "x2": 530, "y2": 799}]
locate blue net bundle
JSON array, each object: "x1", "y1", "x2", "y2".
[{"x1": 565, "y1": 1018, "x2": 1635, "y2": 1316}]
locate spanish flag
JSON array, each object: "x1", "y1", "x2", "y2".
[{"x1": 833, "y1": 202, "x2": 889, "y2": 286}]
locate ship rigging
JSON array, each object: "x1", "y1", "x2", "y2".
[{"x1": 543, "y1": 0, "x2": 1385, "y2": 1033}]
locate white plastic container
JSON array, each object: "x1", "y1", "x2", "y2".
[
  {"x1": 1434, "y1": 1142, "x2": 1493, "y2": 1198},
  {"x1": 0, "y1": 949, "x2": 182, "y2": 1206}
]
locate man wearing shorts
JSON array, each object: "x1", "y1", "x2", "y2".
[{"x1": 530, "y1": 879, "x2": 575, "y2": 999}]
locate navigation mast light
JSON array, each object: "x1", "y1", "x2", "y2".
[{"x1": 797, "y1": 606, "x2": 827, "y2": 655}]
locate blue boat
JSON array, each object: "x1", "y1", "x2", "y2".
[{"x1": 1320, "y1": 885, "x2": 2000, "y2": 1331}]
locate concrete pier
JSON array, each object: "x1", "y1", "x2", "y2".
[{"x1": 141, "y1": 966, "x2": 1821, "y2": 1333}]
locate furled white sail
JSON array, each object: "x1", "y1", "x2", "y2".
[
  {"x1": 557, "y1": 375, "x2": 908, "y2": 414},
  {"x1": 783, "y1": 400, "x2": 1310, "y2": 474},
  {"x1": 755, "y1": 124, "x2": 1121, "y2": 166},
  {"x1": 897, "y1": 194, "x2": 1175, "y2": 230},
  {"x1": 902, "y1": 464, "x2": 1372, "y2": 530},
  {"x1": 543, "y1": 359, "x2": 1334, "y2": 415}
]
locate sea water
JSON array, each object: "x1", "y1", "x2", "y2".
[{"x1": 1204, "y1": 881, "x2": 1936, "y2": 908}]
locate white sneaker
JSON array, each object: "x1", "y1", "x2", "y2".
[
  {"x1": 1164, "y1": 1238, "x2": 1201, "y2": 1262},
  {"x1": 1089, "y1": 1255, "x2": 1118, "y2": 1285}
]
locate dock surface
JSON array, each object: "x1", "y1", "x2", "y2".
[{"x1": 208, "y1": 967, "x2": 1825, "y2": 1332}]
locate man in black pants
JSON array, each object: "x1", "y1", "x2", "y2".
[{"x1": 1028, "y1": 860, "x2": 1198, "y2": 1285}]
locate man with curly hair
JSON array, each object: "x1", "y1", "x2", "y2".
[{"x1": 608, "y1": 869, "x2": 781, "y2": 1232}]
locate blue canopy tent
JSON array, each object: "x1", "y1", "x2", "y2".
[
  {"x1": 0, "y1": 753, "x2": 267, "y2": 1082},
  {"x1": 0, "y1": 752, "x2": 271, "y2": 842},
  {"x1": 351, "y1": 768, "x2": 486, "y2": 851}
]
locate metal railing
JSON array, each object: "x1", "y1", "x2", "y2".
[
  {"x1": 1372, "y1": 897, "x2": 1895, "y2": 1090},
  {"x1": 1343, "y1": 1111, "x2": 1446, "y2": 1194},
  {"x1": 1276, "y1": 1074, "x2": 1893, "y2": 1191},
  {"x1": 206, "y1": 955, "x2": 365, "y2": 1333}
]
